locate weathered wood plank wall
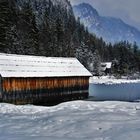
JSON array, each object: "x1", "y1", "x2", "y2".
[
  {"x1": 0, "y1": 75, "x2": 2, "y2": 101},
  {"x1": 1, "y1": 77, "x2": 89, "y2": 105}
]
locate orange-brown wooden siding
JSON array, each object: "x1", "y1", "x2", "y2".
[
  {"x1": 1, "y1": 77, "x2": 89, "y2": 105},
  {"x1": 2, "y1": 77, "x2": 89, "y2": 93}
]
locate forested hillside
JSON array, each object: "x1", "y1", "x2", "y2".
[{"x1": 0, "y1": 0, "x2": 140, "y2": 76}]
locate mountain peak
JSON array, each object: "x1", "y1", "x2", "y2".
[
  {"x1": 73, "y1": 3, "x2": 140, "y2": 46},
  {"x1": 73, "y1": 3, "x2": 99, "y2": 17}
]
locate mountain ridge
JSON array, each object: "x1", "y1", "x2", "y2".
[{"x1": 73, "y1": 3, "x2": 140, "y2": 46}]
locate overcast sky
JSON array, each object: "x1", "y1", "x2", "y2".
[{"x1": 70, "y1": 0, "x2": 140, "y2": 30}]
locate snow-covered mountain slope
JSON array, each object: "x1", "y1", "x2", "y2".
[
  {"x1": 1, "y1": 101, "x2": 140, "y2": 140},
  {"x1": 73, "y1": 3, "x2": 140, "y2": 46}
]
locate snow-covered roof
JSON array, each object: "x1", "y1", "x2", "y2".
[
  {"x1": 105, "y1": 62, "x2": 112, "y2": 69},
  {"x1": 101, "y1": 62, "x2": 112, "y2": 71},
  {"x1": 0, "y1": 53, "x2": 92, "y2": 78}
]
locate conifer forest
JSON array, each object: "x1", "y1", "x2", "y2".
[{"x1": 0, "y1": 0, "x2": 140, "y2": 76}]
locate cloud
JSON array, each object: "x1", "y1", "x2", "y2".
[{"x1": 69, "y1": 0, "x2": 140, "y2": 30}]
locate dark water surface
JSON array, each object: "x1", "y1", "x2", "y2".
[{"x1": 89, "y1": 83, "x2": 140, "y2": 101}]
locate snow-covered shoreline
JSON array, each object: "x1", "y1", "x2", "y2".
[
  {"x1": 90, "y1": 76, "x2": 140, "y2": 85},
  {"x1": 89, "y1": 76, "x2": 140, "y2": 101}
]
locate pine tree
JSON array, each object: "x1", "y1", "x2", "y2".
[
  {"x1": 91, "y1": 50, "x2": 101, "y2": 75},
  {"x1": 0, "y1": 0, "x2": 13, "y2": 52},
  {"x1": 17, "y1": 2, "x2": 39, "y2": 55}
]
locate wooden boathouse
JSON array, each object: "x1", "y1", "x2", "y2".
[{"x1": 0, "y1": 53, "x2": 92, "y2": 105}]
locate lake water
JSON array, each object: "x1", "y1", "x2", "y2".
[{"x1": 89, "y1": 83, "x2": 140, "y2": 101}]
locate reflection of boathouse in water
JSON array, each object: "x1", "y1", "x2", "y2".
[{"x1": 0, "y1": 53, "x2": 92, "y2": 105}]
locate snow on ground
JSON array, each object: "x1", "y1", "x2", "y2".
[
  {"x1": 1, "y1": 101, "x2": 140, "y2": 140},
  {"x1": 90, "y1": 76, "x2": 140, "y2": 84}
]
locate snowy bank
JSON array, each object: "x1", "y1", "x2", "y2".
[
  {"x1": 1, "y1": 101, "x2": 140, "y2": 140},
  {"x1": 90, "y1": 76, "x2": 140, "y2": 85}
]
